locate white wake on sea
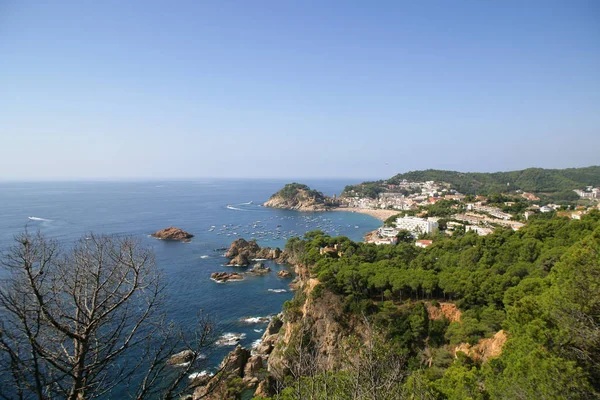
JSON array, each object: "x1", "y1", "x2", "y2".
[{"x1": 28, "y1": 216, "x2": 52, "y2": 222}]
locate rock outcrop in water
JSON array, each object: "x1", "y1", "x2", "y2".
[
  {"x1": 210, "y1": 272, "x2": 243, "y2": 283},
  {"x1": 277, "y1": 270, "x2": 292, "y2": 278},
  {"x1": 248, "y1": 262, "x2": 271, "y2": 275},
  {"x1": 151, "y1": 227, "x2": 194, "y2": 241},
  {"x1": 167, "y1": 349, "x2": 195, "y2": 365},
  {"x1": 263, "y1": 183, "x2": 338, "y2": 211},
  {"x1": 225, "y1": 238, "x2": 289, "y2": 266}
]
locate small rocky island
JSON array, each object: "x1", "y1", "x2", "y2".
[
  {"x1": 211, "y1": 272, "x2": 243, "y2": 283},
  {"x1": 225, "y1": 238, "x2": 288, "y2": 266},
  {"x1": 263, "y1": 183, "x2": 338, "y2": 211},
  {"x1": 211, "y1": 238, "x2": 293, "y2": 283},
  {"x1": 248, "y1": 262, "x2": 271, "y2": 275},
  {"x1": 151, "y1": 227, "x2": 194, "y2": 242}
]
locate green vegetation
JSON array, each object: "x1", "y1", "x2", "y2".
[
  {"x1": 388, "y1": 166, "x2": 600, "y2": 196},
  {"x1": 261, "y1": 211, "x2": 600, "y2": 399},
  {"x1": 343, "y1": 181, "x2": 386, "y2": 199},
  {"x1": 273, "y1": 183, "x2": 327, "y2": 202}
]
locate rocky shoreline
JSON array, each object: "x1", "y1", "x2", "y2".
[{"x1": 187, "y1": 238, "x2": 299, "y2": 397}]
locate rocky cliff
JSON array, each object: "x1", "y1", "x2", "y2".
[
  {"x1": 263, "y1": 183, "x2": 337, "y2": 211},
  {"x1": 454, "y1": 330, "x2": 508, "y2": 363}
]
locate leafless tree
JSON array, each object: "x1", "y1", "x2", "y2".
[
  {"x1": 0, "y1": 232, "x2": 215, "y2": 400},
  {"x1": 269, "y1": 315, "x2": 407, "y2": 400},
  {"x1": 341, "y1": 316, "x2": 408, "y2": 400}
]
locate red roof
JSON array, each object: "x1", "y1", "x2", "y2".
[{"x1": 416, "y1": 240, "x2": 433, "y2": 246}]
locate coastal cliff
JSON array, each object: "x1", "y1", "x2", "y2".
[
  {"x1": 263, "y1": 183, "x2": 337, "y2": 211},
  {"x1": 192, "y1": 213, "x2": 600, "y2": 399}
]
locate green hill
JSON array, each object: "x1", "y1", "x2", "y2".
[
  {"x1": 343, "y1": 166, "x2": 600, "y2": 201},
  {"x1": 388, "y1": 166, "x2": 600, "y2": 194}
]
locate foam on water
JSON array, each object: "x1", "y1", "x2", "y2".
[
  {"x1": 189, "y1": 370, "x2": 212, "y2": 380},
  {"x1": 216, "y1": 332, "x2": 246, "y2": 346},
  {"x1": 28, "y1": 216, "x2": 52, "y2": 222},
  {"x1": 240, "y1": 316, "x2": 272, "y2": 324}
]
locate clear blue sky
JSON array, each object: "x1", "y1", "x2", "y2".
[{"x1": 1, "y1": 1, "x2": 599, "y2": 180}]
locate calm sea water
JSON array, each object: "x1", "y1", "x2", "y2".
[{"x1": 0, "y1": 179, "x2": 380, "y2": 380}]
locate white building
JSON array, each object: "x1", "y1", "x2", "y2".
[
  {"x1": 378, "y1": 226, "x2": 400, "y2": 237},
  {"x1": 466, "y1": 225, "x2": 494, "y2": 236},
  {"x1": 395, "y1": 216, "x2": 438, "y2": 236},
  {"x1": 374, "y1": 237, "x2": 398, "y2": 245}
]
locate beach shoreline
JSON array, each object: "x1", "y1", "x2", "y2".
[{"x1": 329, "y1": 207, "x2": 399, "y2": 221}]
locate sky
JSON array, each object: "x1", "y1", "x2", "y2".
[{"x1": 0, "y1": 1, "x2": 599, "y2": 180}]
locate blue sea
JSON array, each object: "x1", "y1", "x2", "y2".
[{"x1": 0, "y1": 179, "x2": 380, "y2": 384}]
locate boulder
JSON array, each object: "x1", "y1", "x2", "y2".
[
  {"x1": 243, "y1": 355, "x2": 264, "y2": 380},
  {"x1": 256, "y1": 247, "x2": 272, "y2": 259},
  {"x1": 253, "y1": 334, "x2": 278, "y2": 356},
  {"x1": 189, "y1": 372, "x2": 213, "y2": 388},
  {"x1": 228, "y1": 253, "x2": 250, "y2": 267},
  {"x1": 225, "y1": 238, "x2": 261, "y2": 259},
  {"x1": 269, "y1": 248, "x2": 282, "y2": 260},
  {"x1": 167, "y1": 349, "x2": 194, "y2": 365},
  {"x1": 276, "y1": 251, "x2": 290, "y2": 264},
  {"x1": 220, "y1": 345, "x2": 251, "y2": 378},
  {"x1": 211, "y1": 272, "x2": 243, "y2": 283},
  {"x1": 249, "y1": 263, "x2": 271, "y2": 275},
  {"x1": 254, "y1": 376, "x2": 275, "y2": 398},
  {"x1": 265, "y1": 317, "x2": 283, "y2": 336},
  {"x1": 245, "y1": 376, "x2": 260, "y2": 388},
  {"x1": 225, "y1": 238, "x2": 289, "y2": 265},
  {"x1": 277, "y1": 270, "x2": 292, "y2": 278},
  {"x1": 151, "y1": 227, "x2": 194, "y2": 241}
]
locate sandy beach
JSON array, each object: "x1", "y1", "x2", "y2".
[{"x1": 330, "y1": 207, "x2": 400, "y2": 221}]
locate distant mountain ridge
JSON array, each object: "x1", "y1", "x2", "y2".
[{"x1": 344, "y1": 166, "x2": 600, "y2": 197}]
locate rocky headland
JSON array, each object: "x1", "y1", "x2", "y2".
[
  {"x1": 195, "y1": 254, "x2": 509, "y2": 399},
  {"x1": 263, "y1": 183, "x2": 338, "y2": 211},
  {"x1": 151, "y1": 227, "x2": 194, "y2": 242}
]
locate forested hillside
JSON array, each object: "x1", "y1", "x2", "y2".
[
  {"x1": 256, "y1": 211, "x2": 600, "y2": 399},
  {"x1": 388, "y1": 166, "x2": 600, "y2": 195}
]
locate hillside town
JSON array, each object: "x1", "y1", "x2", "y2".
[{"x1": 339, "y1": 180, "x2": 600, "y2": 245}]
